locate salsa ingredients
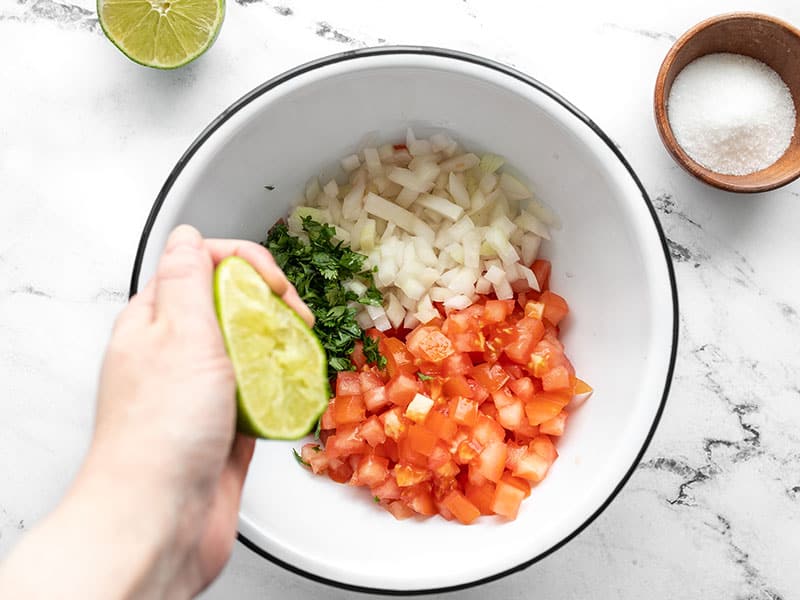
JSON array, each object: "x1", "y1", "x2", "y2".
[
  {"x1": 264, "y1": 216, "x2": 383, "y2": 377},
  {"x1": 286, "y1": 130, "x2": 560, "y2": 333}
]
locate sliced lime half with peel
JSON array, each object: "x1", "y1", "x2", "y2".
[
  {"x1": 98, "y1": 0, "x2": 224, "y2": 69},
  {"x1": 214, "y1": 256, "x2": 328, "y2": 440}
]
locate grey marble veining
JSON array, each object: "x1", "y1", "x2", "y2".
[{"x1": 2, "y1": 1, "x2": 800, "y2": 598}]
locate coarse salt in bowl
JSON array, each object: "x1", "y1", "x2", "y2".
[
  {"x1": 654, "y1": 12, "x2": 800, "y2": 193},
  {"x1": 131, "y1": 47, "x2": 677, "y2": 594}
]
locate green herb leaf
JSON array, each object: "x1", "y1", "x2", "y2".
[
  {"x1": 292, "y1": 448, "x2": 309, "y2": 468},
  {"x1": 362, "y1": 334, "x2": 387, "y2": 369},
  {"x1": 264, "y1": 217, "x2": 385, "y2": 379},
  {"x1": 314, "y1": 418, "x2": 322, "y2": 440},
  {"x1": 417, "y1": 372, "x2": 434, "y2": 381},
  {"x1": 373, "y1": 495, "x2": 380, "y2": 503}
]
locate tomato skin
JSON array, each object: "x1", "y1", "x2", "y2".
[
  {"x1": 403, "y1": 484, "x2": 437, "y2": 516},
  {"x1": 320, "y1": 400, "x2": 336, "y2": 430},
  {"x1": 350, "y1": 341, "x2": 367, "y2": 369},
  {"x1": 359, "y1": 371, "x2": 383, "y2": 393},
  {"x1": 540, "y1": 411, "x2": 567, "y2": 435},
  {"x1": 386, "y1": 500, "x2": 415, "y2": 520},
  {"x1": 394, "y1": 464, "x2": 432, "y2": 487},
  {"x1": 372, "y1": 474, "x2": 402, "y2": 500},
  {"x1": 465, "y1": 481, "x2": 496, "y2": 515},
  {"x1": 532, "y1": 434, "x2": 558, "y2": 462},
  {"x1": 406, "y1": 326, "x2": 455, "y2": 362},
  {"x1": 442, "y1": 352, "x2": 473, "y2": 377},
  {"x1": 509, "y1": 377, "x2": 535, "y2": 402},
  {"x1": 483, "y1": 299, "x2": 512, "y2": 324},
  {"x1": 443, "y1": 375, "x2": 473, "y2": 398},
  {"x1": 449, "y1": 396, "x2": 479, "y2": 427}
]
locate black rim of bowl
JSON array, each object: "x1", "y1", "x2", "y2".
[{"x1": 129, "y1": 45, "x2": 679, "y2": 596}]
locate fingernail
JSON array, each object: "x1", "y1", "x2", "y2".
[{"x1": 166, "y1": 225, "x2": 203, "y2": 251}]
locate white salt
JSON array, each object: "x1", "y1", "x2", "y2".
[{"x1": 667, "y1": 53, "x2": 796, "y2": 176}]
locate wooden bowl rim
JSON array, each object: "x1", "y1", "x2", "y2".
[{"x1": 654, "y1": 12, "x2": 800, "y2": 193}]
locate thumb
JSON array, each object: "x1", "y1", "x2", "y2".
[{"x1": 154, "y1": 225, "x2": 215, "y2": 327}]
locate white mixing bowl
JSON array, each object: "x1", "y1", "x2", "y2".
[{"x1": 131, "y1": 47, "x2": 678, "y2": 594}]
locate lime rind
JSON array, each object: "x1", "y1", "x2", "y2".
[
  {"x1": 97, "y1": 0, "x2": 225, "y2": 70},
  {"x1": 214, "y1": 257, "x2": 328, "y2": 440}
]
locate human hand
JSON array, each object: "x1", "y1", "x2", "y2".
[
  {"x1": 92, "y1": 225, "x2": 313, "y2": 596},
  {"x1": 0, "y1": 225, "x2": 313, "y2": 599}
]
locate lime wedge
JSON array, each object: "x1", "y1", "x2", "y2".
[
  {"x1": 97, "y1": 0, "x2": 224, "y2": 69},
  {"x1": 214, "y1": 256, "x2": 328, "y2": 439}
]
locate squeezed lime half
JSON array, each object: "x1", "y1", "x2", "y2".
[{"x1": 214, "y1": 256, "x2": 328, "y2": 439}]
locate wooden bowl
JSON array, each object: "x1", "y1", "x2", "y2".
[{"x1": 654, "y1": 13, "x2": 800, "y2": 193}]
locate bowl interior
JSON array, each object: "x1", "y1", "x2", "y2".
[
  {"x1": 134, "y1": 51, "x2": 675, "y2": 592},
  {"x1": 654, "y1": 13, "x2": 800, "y2": 192}
]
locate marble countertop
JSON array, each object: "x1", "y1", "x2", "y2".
[{"x1": 2, "y1": 0, "x2": 800, "y2": 598}]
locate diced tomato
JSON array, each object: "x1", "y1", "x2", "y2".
[
  {"x1": 353, "y1": 454, "x2": 389, "y2": 487},
  {"x1": 301, "y1": 443, "x2": 328, "y2": 474},
  {"x1": 333, "y1": 395, "x2": 365, "y2": 425},
  {"x1": 381, "y1": 337, "x2": 415, "y2": 377},
  {"x1": 524, "y1": 389, "x2": 569, "y2": 422},
  {"x1": 450, "y1": 396, "x2": 479, "y2": 427},
  {"x1": 386, "y1": 500, "x2": 415, "y2": 520},
  {"x1": 497, "y1": 399, "x2": 525, "y2": 431},
  {"x1": 381, "y1": 406, "x2": 408, "y2": 441},
  {"x1": 532, "y1": 434, "x2": 558, "y2": 462},
  {"x1": 359, "y1": 415, "x2": 386, "y2": 446},
  {"x1": 441, "y1": 490, "x2": 481, "y2": 524},
  {"x1": 325, "y1": 425, "x2": 369, "y2": 459},
  {"x1": 471, "y1": 414, "x2": 506, "y2": 446},
  {"x1": 501, "y1": 472, "x2": 531, "y2": 498},
  {"x1": 483, "y1": 299, "x2": 512, "y2": 324},
  {"x1": 542, "y1": 365, "x2": 571, "y2": 391},
  {"x1": 364, "y1": 385, "x2": 390, "y2": 412},
  {"x1": 476, "y1": 441, "x2": 507, "y2": 482},
  {"x1": 394, "y1": 464, "x2": 432, "y2": 487},
  {"x1": 466, "y1": 377, "x2": 489, "y2": 403},
  {"x1": 310, "y1": 262, "x2": 589, "y2": 524},
  {"x1": 531, "y1": 259, "x2": 551, "y2": 291},
  {"x1": 504, "y1": 317, "x2": 545, "y2": 364},
  {"x1": 327, "y1": 458, "x2": 354, "y2": 483},
  {"x1": 442, "y1": 352, "x2": 473, "y2": 377},
  {"x1": 336, "y1": 371, "x2": 362, "y2": 397},
  {"x1": 513, "y1": 449, "x2": 551, "y2": 482},
  {"x1": 407, "y1": 424, "x2": 438, "y2": 455},
  {"x1": 470, "y1": 363, "x2": 509, "y2": 393},
  {"x1": 539, "y1": 290, "x2": 569, "y2": 326},
  {"x1": 406, "y1": 326, "x2": 455, "y2": 362},
  {"x1": 509, "y1": 377, "x2": 535, "y2": 402},
  {"x1": 465, "y1": 481, "x2": 496, "y2": 515},
  {"x1": 320, "y1": 400, "x2": 336, "y2": 430},
  {"x1": 443, "y1": 375, "x2": 472, "y2": 398},
  {"x1": 491, "y1": 479, "x2": 526, "y2": 519},
  {"x1": 540, "y1": 411, "x2": 567, "y2": 436},
  {"x1": 386, "y1": 373, "x2": 418, "y2": 407},
  {"x1": 403, "y1": 484, "x2": 437, "y2": 516},
  {"x1": 359, "y1": 371, "x2": 383, "y2": 393},
  {"x1": 425, "y1": 410, "x2": 458, "y2": 442}
]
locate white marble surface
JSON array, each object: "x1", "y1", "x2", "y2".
[{"x1": 2, "y1": 0, "x2": 800, "y2": 597}]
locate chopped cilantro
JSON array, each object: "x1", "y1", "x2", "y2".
[
  {"x1": 292, "y1": 448, "x2": 309, "y2": 468},
  {"x1": 264, "y1": 217, "x2": 384, "y2": 379},
  {"x1": 373, "y1": 495, "x2": 380, "y2": 503},
  {"x1": 362, "y1": 334, "x2": 387, "y2": 369},
  {"x1": 417, "y1": 372, "x2": 434, "y2": 381}
]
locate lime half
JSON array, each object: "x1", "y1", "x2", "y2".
[
  {"x1": 98, "y1": 0, "x2": 224, "y2": 69},
  {"x1": 214, "y1": 257, "x2": 328, "y2": 439}
]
